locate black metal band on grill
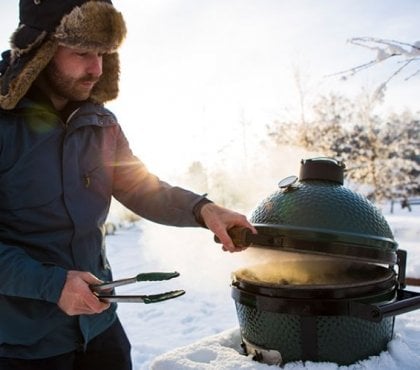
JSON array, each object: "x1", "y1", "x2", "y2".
[
  {"x1": 300, "y1": 317, "x2": 318, "y2": 361},
  {"x1": 231, "y1": 285, "x2": 397, "y2": 323}
]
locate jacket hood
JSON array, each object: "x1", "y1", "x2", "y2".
[{"x1": 0, "y1": 0, "x2": 126, "y2": 110}]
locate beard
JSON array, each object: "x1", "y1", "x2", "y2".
[{"x1": 43, "y1": 60, "x2": 99, "y2": 102}]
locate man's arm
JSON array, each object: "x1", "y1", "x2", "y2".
[
  {"x1": 110, "y1": 125, "x2": 257, "y2": 250},
  {"x1": 0, "y1": 241, "x2": 109, "y2": 315},
  {"x1": 111, "y1": 126, "x2": 209, "y2": 227},
  {"x1": 0, "y1": 241, "x2": 67, "y2": 302}
]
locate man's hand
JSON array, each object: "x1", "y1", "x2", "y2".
[
  {"x1": 58, "y1": 271, "x2": 110, "y2": 316},
  {"x1": 200, "y1": 203, "x2": 257, "y2": 253}
]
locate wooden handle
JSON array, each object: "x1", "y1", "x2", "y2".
[{"x1": 213, "y1": 226, "x2": 252, "y2": 247}]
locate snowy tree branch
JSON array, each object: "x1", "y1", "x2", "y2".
[{"x1": 329, "y1": 37, "x2": 420, "y2": 89}]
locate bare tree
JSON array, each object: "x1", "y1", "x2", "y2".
[{"x1": 331, "y1": 37, "x2": 420, "y2": 97}]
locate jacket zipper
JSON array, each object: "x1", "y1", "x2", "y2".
[{"x1": 65, "y1": 107, "x2": 81, "y2": 127}]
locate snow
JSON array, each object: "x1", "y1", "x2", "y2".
[{"x1": 106, "y1": 205, "x2": 420, "y2": 369}]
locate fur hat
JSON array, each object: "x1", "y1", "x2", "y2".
[{"x1": 0, "y1": 0, "x2": 127, "y2": 110}]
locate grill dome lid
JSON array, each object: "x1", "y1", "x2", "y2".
[{"x1": 248, "y1": 157, "x2": 398, "y2": 264}]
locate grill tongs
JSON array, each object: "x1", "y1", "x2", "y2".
[{"x1": 90, "y1": 271, "x2": 185, "y2": 303}]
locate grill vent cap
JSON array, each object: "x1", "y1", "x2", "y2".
[{"x1": 299, "y1": 157, "x2": 345, "y2": 184}]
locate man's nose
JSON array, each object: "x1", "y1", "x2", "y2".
[{"x1": 88, "y1": 55, "x2": 103, "y2": 77}]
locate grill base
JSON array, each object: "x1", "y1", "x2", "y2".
[{"x1": 236, "y1": 302, "x2": 395, "y2": 365}]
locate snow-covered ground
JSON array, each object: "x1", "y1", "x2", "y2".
[{"x1": 106, "y1": 204, "x2": 420, "y2": 369}]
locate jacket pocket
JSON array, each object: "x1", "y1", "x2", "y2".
[{"x1": 82, "y1": 163, "x2": 113, "y2": 201}]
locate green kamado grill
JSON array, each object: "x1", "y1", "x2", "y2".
[{"x1": 228, "y1": 157, "x2": 420, "y2": 366}]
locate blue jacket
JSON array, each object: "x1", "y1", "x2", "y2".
[{"x1": 0, "y1": 94, "x2": 205, "y2": 359}]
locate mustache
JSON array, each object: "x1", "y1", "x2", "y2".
[{"x1": 79, "y1": 75, "x2": 100, "y2": 84}]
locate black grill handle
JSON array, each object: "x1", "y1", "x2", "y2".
[
  {"x1": 350, "y1": 289, "x2": 420, "y2": 322},
  {"x1": 377, "y1": 289, "x2": 420, "y2": 319},
  {"x1": 396, "y1": 249, "x2": 407, "y2": 288}
]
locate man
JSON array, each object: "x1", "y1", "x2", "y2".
[{"x1": 0, "y1": 1, "x2": 256, "y2": 369}]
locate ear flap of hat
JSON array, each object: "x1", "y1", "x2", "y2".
[
  {"x1": 0, "y1": 40, "x2": 57, "y2": 110},
  {"x1": 90, "y1": 52, "x2": 120, "y2": 104},
  {"x1": 11, "y1": 25, "x2": 48, "y2": 58}
]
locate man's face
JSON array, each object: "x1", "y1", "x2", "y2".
[{"x1": 44, "y1": 46, "x2": 103, "y2": 103}]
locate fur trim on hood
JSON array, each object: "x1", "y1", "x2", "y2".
[{"x1": 0, "y1": 0, "x2": 126, "y2": 110}]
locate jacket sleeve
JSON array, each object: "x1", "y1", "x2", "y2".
[
  {"x1": 111, "y1": 125, "x2": 206, "y2": 227},
  {"x1": 0, "y1": 241, "x2": 67, "y2": 303}
]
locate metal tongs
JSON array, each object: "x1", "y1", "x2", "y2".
[{"x1": 90, "y1": 271, "x2": 185, "y2": 303}]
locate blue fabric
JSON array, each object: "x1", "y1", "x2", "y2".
[
  {"x1": 0, "y1": 97, "x2": 204, "y2": 358},
  {"x1": 0, "y1": 318, "x2": 131, "y2": 369}
]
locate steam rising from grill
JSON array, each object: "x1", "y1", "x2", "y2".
[{"x1": 233, "y1": 258, "x2": 386, "y2": 287}]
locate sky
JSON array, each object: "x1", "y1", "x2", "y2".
[{"x1": 1, "y1": 0, "x2": 419, "y2": 176}]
